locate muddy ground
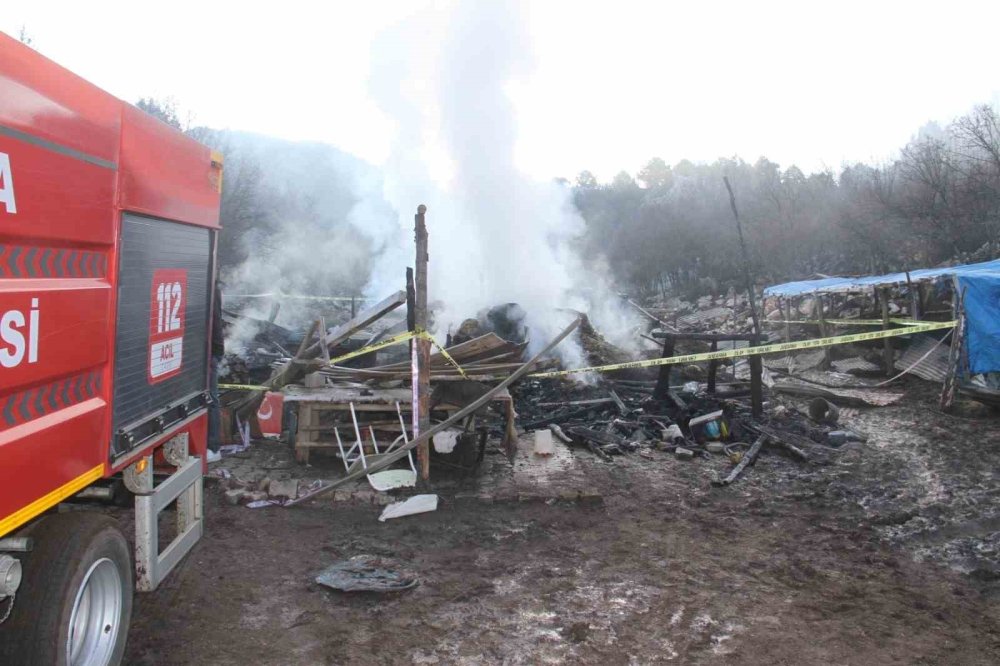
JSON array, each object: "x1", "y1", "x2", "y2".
[{"x1": 125, "y1": 378, "x2": 1000, "y2": 665}]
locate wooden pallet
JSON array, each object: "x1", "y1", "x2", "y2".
[{"x1": 286, "y1": 386, "x2": 516, "y2": 465}]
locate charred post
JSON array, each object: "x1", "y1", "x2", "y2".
[
  {"x1": 816, "y1": 295, "x2": 832, "y2": 370},
  {"x1": 707, "y1": 340, "x2": 719, "y2": 394},
  {"x1": 653, "y1": 337, "x2": 675, "y2": 400},
  {"x1": 880, "y1": 287, "x2": 892, "y2": 376},
  {"x1": 749, "y1": 339, "x2": 764, "y2": 418},
  {"x1": 412, "y1": 205, "x2": 431, "y2": 481}
]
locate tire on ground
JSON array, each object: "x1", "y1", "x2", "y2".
[{"x1": 0, "y1": 511, "x2": 133, "y2": 666}]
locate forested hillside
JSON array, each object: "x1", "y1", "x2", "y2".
[{"x1": 572, "y1": 105, "x2": 1000, "y2": 298}]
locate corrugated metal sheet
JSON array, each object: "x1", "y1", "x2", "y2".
[
  {"x1": 676, "y1": 307, "x2": 731, "y2": 328},
  {"x1": 832, "y1": 357, "x2": 882, "y2": 374},
  {"x1": 895, "y1": 334, "x2": 951, "y2": 382},
  {"x1": 765, "y1": 350, "x2": 826, "y2": 372}
]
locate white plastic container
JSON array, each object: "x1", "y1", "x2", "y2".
[{"x1": 533, "y1": 429, "x2": 555, "y2": 456}]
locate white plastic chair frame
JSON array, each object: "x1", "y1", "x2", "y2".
[{"x1": 334, "y1": 401, "x2": 417, "y2": 489}]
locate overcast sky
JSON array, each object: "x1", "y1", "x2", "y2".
[{"x1": 4, "y1": 0, "x2": 999, "y2": 182}]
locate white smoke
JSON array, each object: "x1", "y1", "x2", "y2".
[{"x1": 354, "y1": 0, "x2": 638, "y2": 364}]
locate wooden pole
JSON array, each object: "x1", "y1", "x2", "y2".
[
  {"x1": 879, "y1": 287, "x2": 892, "y2": 376},
  {"x1": 940, "y1": 282, "x2": 964, "y2": 412},
  {"x1": 653, "y1": 337, "x2": 676, "y2": 400},
  {"x1": 707, "y1": 340, "x2": 719, "y2": 394},
  {"x1": 779, "y1": 298, "x2": 792, "y2": 343},
  {"x1": 815, "y1": 296, "x2": 832, "y2": 370},
  {"x1": 749, "y1": 340, "x2": 763, "y2": 418},
  {"x1": 722, "y1": 176, "x2": 761, "y2": 337},
  {"x1": 412, "y1": 205, "x2": 431, "y2": 481},
  {"x1": 905, "y1": 271, "x2": 920, "y2": 320},
  {"x1": 778, "y1": 297, "x2": 796, "y2": 375}
]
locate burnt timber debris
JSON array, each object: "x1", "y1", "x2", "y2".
[{"x1": 215, "y1": 205, "x2": 1000, "y2": 504}]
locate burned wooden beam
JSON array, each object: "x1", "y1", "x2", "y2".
[
  {"x1": 748, "y1": 424, "x2": 810, "y2": 461},
  {"x1": 288, "y1": 316, "x2": 584, "y2": 505},
  {"x1": 566, "y1": 426, "x2": 626, "y2": 450},
  {"x1": 608, "y1": 389, "x2": 628, "y2": 415},
  {"x1": 321, "y1": 289, "x2": 407, "y2": 354},
  {"x1": 712, "y1": 434, "x2": 766, "y2": 486},
  {"x1": 548, "y1": 423, "x2": 574, "y2": 444},
  {"x1": 536, "y1": 398, "x2": 615, "y2": 408},
  {"x1": 650, "y1": 331, "x2": 766, "y2": 342},
  {"x1": 563, "y1": 425, "x2": 618, "y2": 461}
]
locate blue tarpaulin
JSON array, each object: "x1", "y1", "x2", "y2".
[
  {"x1": 956, "y1": 274, "x2": 1000, "y2": 375},
  {"x1": 763, "y1": 258, "x2": 1000, "y2": 298},
  {"x1": 764, "y1": 258, "x2": 1000, "y2": 374}
]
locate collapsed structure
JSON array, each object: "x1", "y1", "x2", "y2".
[
  {"x1": 213, "y1": 201, "x2": 1000, "y2": 511},
  {"x1": 764, "y1": 257, "x2": 1000, "y2": 408}
]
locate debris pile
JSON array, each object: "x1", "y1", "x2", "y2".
[{"x1": 513, "y1": 369, "x2": 840, "y2": 486}]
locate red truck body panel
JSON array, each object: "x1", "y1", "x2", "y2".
[{"x1": 0, "y1": 33, "x2": 221, "y2": 536}]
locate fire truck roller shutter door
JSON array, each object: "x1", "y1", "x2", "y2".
[{"x1": 111, "y1": 214, "x2": 210, "y2": 455}]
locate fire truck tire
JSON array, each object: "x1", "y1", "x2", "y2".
[{"x1": 0, "y1": 512, "x2": 133, "y2": 666}]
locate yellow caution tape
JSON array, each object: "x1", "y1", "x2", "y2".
[
  {"x1": 326, "y1": 329, "x2": 469, "y2": 379},
  {"x1": 530, "y1": 319, "x2": 957, "y2": 379},
  {"x1": 766, "y1": 318, "x2": 925, "y2": 327},
  {"x1": 222, "y1": 329, "x2": 471, "y2": 390},
  {"x1": 327, "y1": 329, "x2": 420, "y2": 365}
]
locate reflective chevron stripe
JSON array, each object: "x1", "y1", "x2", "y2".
[
  {"x1": 0, "y1": 371, "x2": 104, "y2": 430},
  {"x1": 0, "y1": 244, "x2": 107, "y2": 278}
]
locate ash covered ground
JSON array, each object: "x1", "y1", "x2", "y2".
[{"x1": 124, "y1": 375, "x2": 1000, "y2": 665}]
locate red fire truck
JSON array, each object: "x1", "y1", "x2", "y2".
[{"x1": 0, "y1": 33, "x2": 221, "y2": 664}]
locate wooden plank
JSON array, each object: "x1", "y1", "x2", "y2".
[
  {"x1": 288, "y1": 316, "x2": 584, "y2": 506},
  {"x1": 356, "y1": 333, "x2": 518, "y2": 372},
  {"x1": 317, "y1": 317, "x2": 330, "y2": 363},
  {"x1": 321, "y1": 289, "x2": 407, "y2": 353}
]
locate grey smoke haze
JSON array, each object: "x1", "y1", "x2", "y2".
[
  {"x1": 191, "y1": 129, "x2": 385, "y2": 352},
  {"x1": 357, "y1": 0, "x2": 638, "y2": 361},
  {"x1": 207, "y1": 0, "x2": 639, "y2": 362}
]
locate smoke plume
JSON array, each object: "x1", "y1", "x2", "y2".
[{"x1": 356, "y1": 0, "x2": 637, "y2": 363}]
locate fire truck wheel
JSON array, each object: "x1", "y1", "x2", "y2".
[{"x1": 0, "y1": 512, "x2": 133, "y2": 666}]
